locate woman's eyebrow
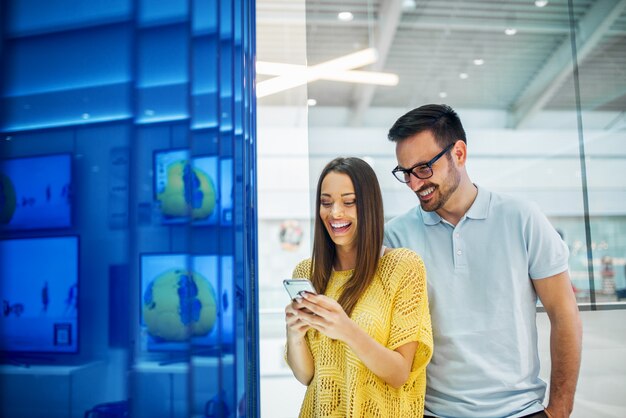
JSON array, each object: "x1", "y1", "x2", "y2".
[{"x1": 320, "y1": 192, "x2": 355, "y2": 197}]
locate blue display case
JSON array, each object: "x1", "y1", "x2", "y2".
[{"x1": 0, "y1": 0, "x2": 258, "y2": 416}]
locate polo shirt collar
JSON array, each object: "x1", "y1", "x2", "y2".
[
  {"x1": 466, "y1": 184, "x2": 490, "y2": 220},
  {"x1": 420, "y1": 184, "x2": 490, "y2": 225},
  {"x1": 421, "y1": 207, "x2": 442, "y2": 225}
]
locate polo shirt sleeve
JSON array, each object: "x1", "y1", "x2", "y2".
[{"x1": 525, "y1": 203, "x2": 570, "y2": 280}]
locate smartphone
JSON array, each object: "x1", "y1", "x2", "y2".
[{"x1": 283, "y1": 278, "x2": 317, "y2": 301}]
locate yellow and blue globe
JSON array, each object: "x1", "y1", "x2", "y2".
[
  {"x1": 0, "y1": 174, "x2": 17, "y2": 225},
  {"x1": 143, "y1": 269, "x2": 217, "y2": 341},
  {"x1": 157, "y1": 161, "x2": 216, "y2": 220}
]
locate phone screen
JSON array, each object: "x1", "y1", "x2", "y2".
[{"x1": 283, "y1": 279, "x2": 316, "y2": 300}]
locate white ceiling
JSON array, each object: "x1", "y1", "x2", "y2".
[{"x1": 257, "y1": 0, "x2": 626, "y2": 128}]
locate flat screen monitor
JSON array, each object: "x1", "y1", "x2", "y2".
[
  {"x1": 0, "y1": 154, "x2": 72, "y2": 230},
  {"x1": 153, "y1": 149, "x2": 219, "y2": 225},
  {"x1": 0, "y1": 236, "x2": 79, "y2": 354},
  {"x1": 140, "y1": 253, "x2": 234, "y2": 352}
]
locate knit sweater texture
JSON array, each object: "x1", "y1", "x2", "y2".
[{"x1": 290, "y1": 248, "x2": 432, "y2": 417}]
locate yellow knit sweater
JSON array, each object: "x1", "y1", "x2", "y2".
[{"x1": 290, "y1": 248, "x2": 433, "y2": 417}]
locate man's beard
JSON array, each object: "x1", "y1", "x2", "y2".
[{"x1": 416, "y1": 163, "x2": 461, "y2": 212}]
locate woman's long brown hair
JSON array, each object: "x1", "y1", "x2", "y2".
[{"x1": 310, "y1": 157, "x2": 384, "y2": 317}]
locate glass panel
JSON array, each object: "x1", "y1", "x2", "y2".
[
  {"x1": 255, "y1": 0, "x2": 310, "y2": 416},
  {"x1": 574, "y1": 0, "x2": 626, "y2": 307},
  {"x1": 299, "y1": 0, "x2": 625, "y2": 310},
  {"x1": 257, "y1": 0, "x2": 624, "y2": 416}
]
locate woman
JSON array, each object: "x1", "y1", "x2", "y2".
[{"x1": 285, "y1": 157, "x2": 432, "y2": 417}]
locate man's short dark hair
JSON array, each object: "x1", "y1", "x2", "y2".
[{"x1": 387, "y1": 104, "x2": 467, "y2": 149}]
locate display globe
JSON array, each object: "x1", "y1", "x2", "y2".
[
  {"x1": 143, "y1": 269, "x2": 217, "y2": 341},
  {"x1": 0, "y1": 174, "x2": 17, "y2": 225},
  {"x1": 157, "y1": 161, "x2": 216, "y2": 220}
]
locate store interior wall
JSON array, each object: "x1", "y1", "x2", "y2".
[
  {"x1": 257, "y1": 103, "x2": 626, "y2": 417},
  {"x1": 256, "y1": 3, "x2": 626, "y2": 415}
]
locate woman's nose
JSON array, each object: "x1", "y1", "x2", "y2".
[{"x1": 331, "y1": 203, "x2": 344, "y2": 216}]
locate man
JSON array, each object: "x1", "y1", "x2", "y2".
[{"x1": 383, "y1": 104, "x2": 582, "y2": 418}]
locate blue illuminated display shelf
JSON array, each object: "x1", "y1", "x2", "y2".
[{"x1": 0, "y1": 0, "x2": 258, "y2": 416}]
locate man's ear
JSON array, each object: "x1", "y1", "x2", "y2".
[{"x1": 453, "y1": 140, "x2": 467, "y2": 166}]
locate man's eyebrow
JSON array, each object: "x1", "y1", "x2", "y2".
[{"x1": 397, "y1": 160, "x2": 428, "y2": 170}]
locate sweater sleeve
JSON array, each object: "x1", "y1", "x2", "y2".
[
  {"x1": 387, "y1": 249, "x2": 433, "y2": 372},
  {"x1": 292, "y1": 258, "x2": 312, "y2": 280}
]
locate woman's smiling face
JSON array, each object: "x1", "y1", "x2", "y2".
[{"x1": 319, "y1": 171, "x2": 358, "y2": 251}]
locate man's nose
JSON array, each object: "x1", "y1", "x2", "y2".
[{"x1": 408, "y1": 174, "x2": 424, "y2": 192}]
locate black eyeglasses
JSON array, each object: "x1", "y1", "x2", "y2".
[{"x1": 391, "y1": 143, "x2": 455, "y2": 183}]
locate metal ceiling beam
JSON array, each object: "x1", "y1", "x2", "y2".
[
  {"x1": 403, "y1": 18, "x2": 571, "y2": 35},
  {"x1": 586, "y1": 85, "x2": 626, "y2": 111},
  {"x1": 510, "y1": 0, "x2": 626, "y2": 129},
  {"x1": 260, "y1": 17, "x2": 626, "y2": 37},
  {"x1": 348, "y1": 0, "x2": 404, "y2": 126},
  {"x1": 260, "y1": 16, "x2": 574, "y2": 35}
]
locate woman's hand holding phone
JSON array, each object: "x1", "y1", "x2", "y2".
[
  {"x1": 294, "y1": 293, "x2": 355, "y2": 342},
  {"x1": 284, "y1": 278, "x2": 317, "y2": 315},
  {"x1": 283, "y1": 282, "x2": 317, "y2": 386},
  {"x1": 283, "y1": 278, "x2": 355, "y2": 342},
  {"x1": 285, "y1": 299, "x2": 311, "y2": 340},
  {"x1": 284, "y1": 279, "x2": 317, "y2": 339}
]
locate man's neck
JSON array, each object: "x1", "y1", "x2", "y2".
[{"x1": 435, "y1": 178, "x2": 478, "y2": 226}]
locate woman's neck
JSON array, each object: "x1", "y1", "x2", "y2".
[{"x1": 334, "y1": 245, "x2": 357, "y2": 271}]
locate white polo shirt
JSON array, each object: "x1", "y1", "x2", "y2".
[{"x1": 384, "y1": 185, "x2": 569, "y2": 418}]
